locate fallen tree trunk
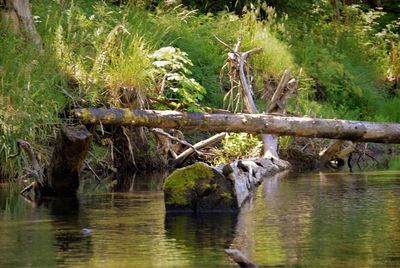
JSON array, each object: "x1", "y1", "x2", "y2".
[{"x1": 74, "y1": 108, "x2": 400, "y2": 144}]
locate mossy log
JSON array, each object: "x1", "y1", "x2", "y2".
[
  {"x1": 74, "y1": 108, "x2": 400, "y2": 143},
  {"x1": 163, "y1": 158, "x2": 289, "y2": 213},
  {"x1": 164, "y1": 162, "x2": 238, "y2": 213}
]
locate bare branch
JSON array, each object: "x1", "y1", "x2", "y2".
[
  {"x1": 268, "y1": 69, "x2": 291, "y2": 113},
  {"x1": 225, "y1": 248, "x2": 258, "y2": 268},
  {"x1": 214, "y1": 35, "x2": 234, "y2": 51},
  {"x1": 173, "y1": 132, "x2": 227, "y2": 167},
  {"x1": 150, "y1": 128, "x2": 202, "y2": 155}
]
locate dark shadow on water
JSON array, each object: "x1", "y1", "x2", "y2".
[
  {"x1": 165, "y1": 213, "x2": 238, "y2": 249},
  {"x1": 113, "y1": 171, "x2": 168, "y2": 192},
  {"x1": 44, "y1": 196, "x2": 93, "y2": 266}
]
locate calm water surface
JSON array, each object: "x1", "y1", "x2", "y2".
[{"x1": 1, "y1": 170, "x2": 400, "y2": 267}]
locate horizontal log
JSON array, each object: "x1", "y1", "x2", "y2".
[{"x1": 73, "y1": 108, "x2": 400, "y2": 144}]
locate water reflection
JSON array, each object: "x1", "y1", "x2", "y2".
[
  {"x1": 165, "y1": 214, "x2": 237, "y2": 247},
  {"x1": 1, "y1": 170, "x2": 400, "y2": 267},
  {"x1": 46, "y1": 197, "x2": 93, "y2": 266}
]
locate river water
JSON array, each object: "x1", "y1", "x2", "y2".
[{"x1": 1, "y1": 168, "x2": 400, "y2": 267}]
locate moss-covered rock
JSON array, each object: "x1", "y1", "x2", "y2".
[
  {"x1": 163, "y1": 162, "x2": 238, "y2": 213},
  {"x1": 163, "y1": 158, "x2": 290, "y2": 213}
]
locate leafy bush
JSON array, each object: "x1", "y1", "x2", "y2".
[
  {"x1": 212, "y1": 133, "x2": 262, "y2": 165},
  {"x1": 150, "y1": 46, "x2": 206, "y2": 111}
]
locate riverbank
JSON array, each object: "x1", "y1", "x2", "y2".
[{"x1": 1, "y1": 0, "x2": 399, "y2": 179}]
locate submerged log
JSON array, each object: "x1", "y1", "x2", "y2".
[
  {"x1": 225, "y1": 249, "x2": 258, "y2": 268},
  {"x1": 74, "y1": 108, "x2": 400, "y2": 144}
]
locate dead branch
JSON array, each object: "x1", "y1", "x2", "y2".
[
  {"x1": 173, "y1": 132, "x2": 227, "y2": 167},
  {"x1": 150, "y1": 128, "x2": 202, "y2": 155},
  {"x1": 12, "y1": 139, "x2": 44, "y2": 189},
  {"x1": 74, "y1": 108, "x2": 400, "y2": 144},
  {"x1": 214, "y1": 35, "x2": 235, "y2": 52},
  {"x1": 319, "y1": 140, "x2": 345, "y2": 168},
  {"x1": 267, "y1": 69, "x2": 291, "y2": 113},
  {"x1": 225, "y1": 249, "x2": 258, "y2": 268},
  {"x1": 85, "y1": 160, "x2": 101, "y2": 183},
  {"x1": 239, "y1": 48, "x2": 262, "y2": 114},
  {"x1": 122, "y1": 126, "x2": 138, "y2": 169},
  {"x1": 20, "y1": 181, "x2": 35, "y2": 195}
]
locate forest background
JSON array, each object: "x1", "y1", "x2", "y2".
[{"x1": 0, "y1": 0, "x2": 399, "y2": 179}]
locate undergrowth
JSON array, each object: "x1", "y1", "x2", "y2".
[{"x1": 0, "y1": 0, "x2": 399, "y2": 178}]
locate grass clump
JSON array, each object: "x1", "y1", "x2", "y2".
[{"x1": 212, "y1": 133, "x2": 262, "y2": 166}]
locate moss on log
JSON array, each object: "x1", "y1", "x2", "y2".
[
  {"x1": 164, "y1": 162, "x2": 238, "y2": 213},
  {"x1": 74, "y1": 108, "x2": 400, "y2": 144}
]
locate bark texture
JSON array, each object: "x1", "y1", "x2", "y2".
[
  {"x1": 45, "y1": 125, "x2": 92, "y2": 195},
  {"x1": 74, "y1": 108, "x2": 400, "y2": 144},
  {"x1": 1, "y1": 0, "x2": 42, "y2": 46}
]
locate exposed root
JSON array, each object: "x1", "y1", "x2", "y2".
[{"x1": 122, "y1": 126, "x2": 138, "y2": 169}]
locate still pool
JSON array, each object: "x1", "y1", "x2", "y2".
[{"x1": 1, "y1": 171, "x2": 400, "y2": 267}]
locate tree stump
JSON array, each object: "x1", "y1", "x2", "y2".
[{"x1": 44, "y1": 125, "x2": 92, "y2": 196}]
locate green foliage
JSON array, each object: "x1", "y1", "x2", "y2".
[
  {"x1": 1, "y1": 0, "x2": 400, "y2": 178},
  {"x1": 284, "y1": 2, "x2": 390, "y2": 120},
  {"x1": 150, "y1": 46, "x2": 206, "y2": 111},
  {"x1": 50, "y1": 1, "x2": 156, "y2": 108},
  {"x1": 0, "y1": 24, "x2": 66, "y2": 177},
  {"x1": 212, "y1": 133, "x2": 262, "y2": 165}
]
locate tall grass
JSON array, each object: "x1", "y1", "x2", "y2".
[
  {"x1": 0, "y1": 0, "x2": 398, "y2": 178},
  {"x1": 0, "y1": 20, "x2": 66, "y2": 177}
]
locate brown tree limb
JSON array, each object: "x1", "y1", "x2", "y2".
[
  {"x1": 319, "y1": 140, "x2": 345, "y2": 168},
  {"x1": 12, "y1": 139, "x2": 44, "y2": 184},
  {"x1": 172, "y1": 132, "x2": 227, "y2": 167},
  {"x1": 214, "y1": 35, "x2": 235, "y2": 52},
  {"x1": 150, "y1": 128, "x2": 201, "y2": 155},
  {"x1": 267, "y1": 69, "x2": 292, "y2": 113}
]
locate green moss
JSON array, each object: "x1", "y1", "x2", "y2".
[
  {"x1": 163, "y1": 162, "x2": 214, "y2": 206},
  {"x1": 221, "y1": 192, "x2": 233, "y2": 201}
]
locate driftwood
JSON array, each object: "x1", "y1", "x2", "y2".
[
  {"x1": 318, "y1": 140, "x2": 356, "y2": 169},
  {"x1": 73, "y1": 108, "x2": 400, "y2": 144},
  {"x1": 225, "y1": 249, "x2": 258, "y2": 268},
  {"x1": 267, "y1": 70, "x2": 292, "y2": 113},
  {"x1": 10, "y1": 139, "x2": 44, "y2": 198},
  {"x1": 151, "y1": 128, "x2": 201, "y2": 156},
  {"x1": 17, "y1": 125, "x2": 92, "y2": 198}
]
